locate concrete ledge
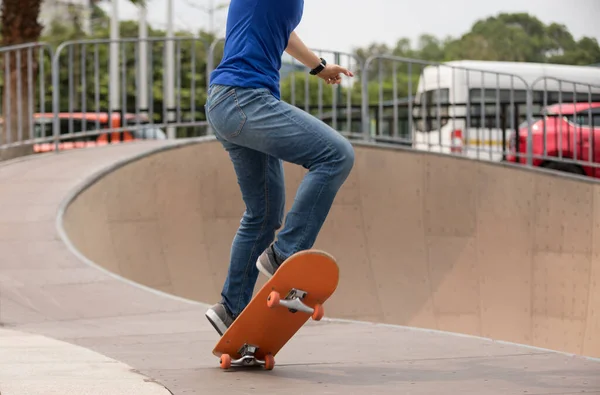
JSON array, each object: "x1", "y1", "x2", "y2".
[{"x1": 0, "y1": 328, "x2": 171, "y2": 395}]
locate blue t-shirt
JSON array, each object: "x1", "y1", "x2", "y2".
[{"x1": 209, "y1": 0, "x2": 304, "y2": 100}]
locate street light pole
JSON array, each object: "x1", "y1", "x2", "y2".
[
  {"x1": 196, "y1": 1, "x2": 229, "y2": 35},
  {"x1": 209, "y1": 0, "x2": 214, "y2": 34},
  {"x1": 110, "y1": 0, "x2": 120, "y2": 113},
  {"x1": 165, "y1": 0, "x2": 175, "y2": 139},
  {"x1": 139, "y1": 3, "x2": 148, "y2": 115}
]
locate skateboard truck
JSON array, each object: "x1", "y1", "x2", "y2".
[
  {"x1": 267, "y1": 288, "x2": 325, "y2": 321},
  {"x1": 219, "y1": 343, "x2": 275, "y2": 370}
]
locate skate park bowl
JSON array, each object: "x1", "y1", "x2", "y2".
[
  {"x1": 2, "y1": 137, "x2": 600, "y2": 394},
  {"x1": 60, "y1": 137, "x2": 600, "y2": 359}
]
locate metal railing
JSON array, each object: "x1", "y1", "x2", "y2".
[
  {"x1": 48, "y1": 37, "x2": 211, "y2": 152},
  {"x1": 0, "y1": 42, "x2": 54, "y2": 157},
  {"x1": 2, "y1": 36, "x2": 600, "y2": 180},
  {"x1": 360, "y1": 55, "x2": 535, "y2": 163},
  {"x1": 280, "y1": 48, "x2": 364, "y2": 140},
  {"x1": 509, "y1": 76, "x2": 600, "y2": 175}
]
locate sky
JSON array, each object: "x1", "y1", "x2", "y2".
[{"x1": 106, "y1": 0, "x2": 600, "y2": 55}]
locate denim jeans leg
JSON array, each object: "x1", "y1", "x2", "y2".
[
  {"x1": 205, "y1": 84, "x2": 354, "y2": 315},
  {"x1": 216, "y1": 140, "x2": 285, "y2": 317}
]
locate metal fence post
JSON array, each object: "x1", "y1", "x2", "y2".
[
  {"x1": 525, "y1": 88, "x2": 534, "y2": 166},
  {"x1": 361, "y1": 57, "x2": 372, "y2": 141},
  {"x1": 205, "y1": 38, "x2": 225, "y2": 136},
  {"x1": 52, "y1": 43, "x2": 61, "y2": 153},
  {"x1": 0, "y1": 42, "x2": 53, "y2": 156}
]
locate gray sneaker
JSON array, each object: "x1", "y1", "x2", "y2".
[
  {"x1": 256, "y1": 244, "x2": 285, "y2": 278},
  {"x1": 205, "y1": 303, "x2": 234, "y2": 336}
]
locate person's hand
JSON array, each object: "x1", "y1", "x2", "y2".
[{"x1": 316, "y1": 63, "x2": 354, "y2": 85}]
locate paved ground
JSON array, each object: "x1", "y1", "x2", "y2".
[
  {"x1": 1, "y1": 138, "x2": 599, "y2": 394},
  {"x1": 0, "y1": 328, "x2": 170, "y2": 395}
]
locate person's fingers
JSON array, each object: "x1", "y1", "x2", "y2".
[
  {"x1": 319, "y1": 65, "x2": 352, "y2": 83},
  {"x1": 333, "y1": 67, "x2": 353, "y2": 78},
  {"x1": 338, "y1": 66, "x2": 353, "y2": 77},
  {"x1": 322, "y1": 74, "x2": 335, "y2": 83},
  {"x1": 340, "y1": 68, "x2": 353, "y2": 77},
  {"x1": 327, "y1": 74, "x2": 342, "y2": 84}
]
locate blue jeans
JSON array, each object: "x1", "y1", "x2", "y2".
[{"x1": 204, "y1": 84, "x2": 355, "y2": 317}]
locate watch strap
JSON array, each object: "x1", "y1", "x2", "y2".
[{"x1": 310, "y1": 58, "x2": 327, "y2": 75}]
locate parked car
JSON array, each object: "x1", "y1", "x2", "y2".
[{"x1": 506, "y1": 102, "x2": 600, "y2": 178}]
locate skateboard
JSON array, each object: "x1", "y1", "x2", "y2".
[{"x1": 212, "y1": 249, "x2": 339, "y2": 370}]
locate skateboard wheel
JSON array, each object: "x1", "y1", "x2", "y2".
[
  {"x1": 264, "y1": 354, "x2": 275, "y2": 370},
  {"x1": 267, "y1": 291, "x2": 281, "y2": 308},
  {"x1": 312, "y1": 304, "x2": 324, "y2": 321},
  {"x1": 219, "y1": 354, "x2": 231, "y2": 369}
]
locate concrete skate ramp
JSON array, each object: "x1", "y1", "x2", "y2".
[{"x1": 61, "y1": 139, "x2": 600, "y2": 359}]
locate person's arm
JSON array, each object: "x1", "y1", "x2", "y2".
[
  {"x1": 285, "y1": 31, "x2": 323, "y2": 70},
  {"x1": 285, "y1": 31, "x2": 354, "y2": 84}
]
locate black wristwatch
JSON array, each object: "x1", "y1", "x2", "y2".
[{"x1": 310, "y1": 58, "x2": 327, "y2": 75}]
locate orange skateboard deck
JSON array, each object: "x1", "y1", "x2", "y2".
[{"x1": 213, "y1": 249, "x2": 339, "y2": 370}]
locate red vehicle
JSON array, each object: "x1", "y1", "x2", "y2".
[
  {"x1": 507, "y1": 102, "x2": 600, "y2": 178},
  {"x1": 32, "y1": 112, "x2": 166, "y2": 153}
]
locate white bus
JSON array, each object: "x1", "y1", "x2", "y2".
[{"x1": 412, "y1": 60, "x2": 600, "y2": 161}]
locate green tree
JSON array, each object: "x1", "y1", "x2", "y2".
[
  {"x1": 354, "y1": 12, "x2": 600, "y2": 104},
  {"x1": 440, "y1": 13, "x2": 600, "y2": 65}
]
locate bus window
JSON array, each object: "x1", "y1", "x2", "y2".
[
  {"x1": 469, "y1": 89, "x2": 528, "y2": 128},
  {"x1": 416, "y1": 88, "x2": 449, "y2": 132},
  {"x1": 34, "y1": 118, "x2": 53, "y2": 139}
]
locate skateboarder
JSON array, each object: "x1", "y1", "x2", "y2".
[{"x1": 204, "y1": 0, "x2": 355, "y2": 336}]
